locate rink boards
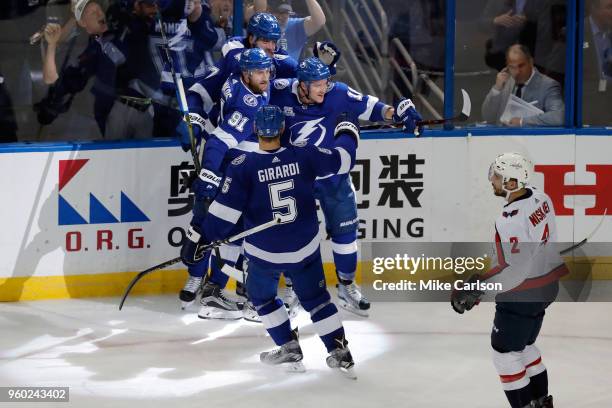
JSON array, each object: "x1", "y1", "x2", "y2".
[{"x1": 0, "y1": 133, "x2": 610, "y2": 301}]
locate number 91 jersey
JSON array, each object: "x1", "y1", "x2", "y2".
[{"x1": 202, "y1": 72, "x2": 270, "y2": 173}]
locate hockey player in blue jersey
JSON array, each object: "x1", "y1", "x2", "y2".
[
  {"x1": 181, "y1": 105, "x2": 359, "y2": 377},
  {"x1": 268, "y1": 57, "x2": 423, "y2": 316},
  {"x1": 178, "y1": 48, "x2": 272, "y2": 316},
  {"x1": 175, "y1": 12, "x2": 340, "y2": 151}
]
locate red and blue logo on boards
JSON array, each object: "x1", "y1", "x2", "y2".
[
  {"x1": 58, "y1": 159, "x2": 150, "y2": 225},
  {"x1": 57, "y1": 159, "x2": 152, "y2": 252}
]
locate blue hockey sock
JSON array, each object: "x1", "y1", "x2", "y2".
[
  {"x1": 187, "y1": 255, "x2": 209, "y2": 278},
  {"x1": 302, "y1": 291, "x2": 345, "y2": 352},
  {"x1": 331, "y1": 232, "x2": 357, "y2": 282},
  {"x1": 257, "y1": 298, "x2": 292, "y2": 346}
]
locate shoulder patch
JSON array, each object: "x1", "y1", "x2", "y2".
[
  {"x1": 232, "y1": 154, "x2": 246, "y2": 165},
  {"x1": 243, "y1": 94, "x2": 258, "y2": 107},
  {"x1": 274, "y1": 79, "x2": 290, "y2": 89},
  {"x1": 317, "y1": 147, "x2": 333, "y2": 155}
]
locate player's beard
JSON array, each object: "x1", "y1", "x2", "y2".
[
  {"x1": 249, "y1": 79, "x2": 269, "y2": 94},
  {"x1": 492, "y1": 184, "x2": 506, "y2": 197}
]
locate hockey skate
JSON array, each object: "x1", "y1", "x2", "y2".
[
  {"x1": 281, "y1": 284, "x2": 300, "y2": 318},
  {"x1": 235, "y1": 280, "x2": 248, "y2": 300},
  {"x1": 260, "y1": 339, "x2": 305, "y2": 372},
  {"x1": 198, "y1": 281, "x2": 243, "y2": 320},
  {"x1": 337, "y1": 281, "x2": 370, "y2": 317},
  {"x1": 531, "y1": 395, "x2": 553, "y2": 407},
  {"x1": 179, "y1": 276, "x2": 203, "y2": 310},
  {"x1": 326, "y1": 336, "x2": 357, "y2": 379},
  {"x1": 242, "y1": 301, "x2": 261, "y2": 323}
]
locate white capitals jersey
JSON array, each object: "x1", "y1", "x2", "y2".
[{"x1": 482, "y1": 187, "x2": 569, "y2": 293}]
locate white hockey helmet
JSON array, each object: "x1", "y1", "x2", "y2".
[{"x1": 488, "y1": 152, "x2": 532, "y2": 195}]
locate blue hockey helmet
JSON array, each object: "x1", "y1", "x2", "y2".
[
  {"x1": 247, "y1": 12, "x2": 281, "y2": 41},
  {"x1": 297, "y1": 57, "x2": 331, "y2": 82},
  {"x1": 255, "y1": 105, "x2": 285, "y2": 138},
  {"x1": 239, "y1": 48, "x2": 273, "y2": 72}
]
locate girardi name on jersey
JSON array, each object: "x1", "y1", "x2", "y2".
[
  {"x1": 528, "y1": 200, "x2": 551, "y2": 227},
  {"x1": 257, "y1": 162, "x2": 300, "y2": 182}
]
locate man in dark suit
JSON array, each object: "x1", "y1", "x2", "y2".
[
  {"x1": 482, "y1": 44, "x2": 565, "y2": 126},
  {"x1": 583, "y1": 0, "x2": 612, "y2": 126}
]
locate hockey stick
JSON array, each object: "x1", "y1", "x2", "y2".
[
  {"x1": 360, "y1": 89, "x2": 472, "y2": 131},
  {"x1": 559, "y1": 208, "x2": 608, "y2": 255},
  {"x1": 119, "y1": 216, "x2": 281, "y2": 310},
  {"x1": 156, "y1": 11, "x2": 201, "y2": 174}
]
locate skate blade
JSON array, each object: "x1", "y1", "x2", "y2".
[
  {"x1": 242, "y1": 313, "x2": 262, "y2": 323},
  {"x1": 286, "y1": 361, "x2": 306, "y2": 373},
  {"x1": 198, "y1": 307, "x2": 242, "y2": 320},
  {"x1": 181, "y1": 300, "x2": 195, "y2": 310},
  {"x1": 338, "y1": 299, "x2": 369, "y2": 317},
  {"x1": 338, "y1": 366, "x2": 357, "y2": 380}
]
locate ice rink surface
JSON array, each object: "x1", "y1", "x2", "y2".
[{"x1": 1, "y1": 296, "x2": 611, "y2": 408}]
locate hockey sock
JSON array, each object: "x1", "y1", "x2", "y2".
[
  {"x1": 257, "y1": 298, "x2": 292, "y2": 346},
  {"x1": 187, "y1": 255, "x2": 210, "y2": 278},
  {"x1": 302, "y1": 290, "x2": 344, "y2": 352},
  {"x1": 331, "y1": 232, "x2": 358, "y2": 282},
  {"x1": 522, "y1": 344, "x2": 548, "y2": 400},
  {"x1": 207, "y1": 245, "x2": 241, "y2": 288},
  {"x1": 208, "y1": 254, "x2": 230, "y2": 287},
  {"x1": 493, "y1": 349, "x2": 533, "y2": 408}
]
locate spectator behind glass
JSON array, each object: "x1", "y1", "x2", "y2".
[
  {"x1": 274, "y1": 1, "x2": 326, "y2": 61},
  {"x1": 482, "y1": 44, "x2": 564, "y2": 126},
  {"x1": 0, "y1": 71, "x2": 18, "y2": 143},
  {"x1": 36, "y1": 0, "x2": 121, "y2": 138},
  {"x1": 480, "y1": 0, "x2": 537, "y2": 71},
  {"x1": 209, "y1": 0, "x2": 267, "y2": 36},
  {"x1": 583, "y1": 0, "x2": 612, "y2": 125}
]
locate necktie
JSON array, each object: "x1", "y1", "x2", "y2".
[{"x1": 515, "y1": 84, "x2": 524, "y2": 98}]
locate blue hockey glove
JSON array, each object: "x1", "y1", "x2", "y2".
[
  {"x1": 181, "y1": 225, "x2": 209, "y2": 266},
  {"x1": 313, "y1": 41, "x2": 341, "y2": 75},
  {"x1": 451, "y1": 274, "x2": 484, "y2": 314},
  {"x1": 175, "y1": 112, "x2": 210, "y2": 152},
  {"x1": 175, "y1": 120, "x2": 201, "y2": 152},
  {"x1": 393, "y1": 98, "x2": 423, "y2": 136},
  {"x1": 191, "y1": 168, "x2": 221, "y2": 201}
]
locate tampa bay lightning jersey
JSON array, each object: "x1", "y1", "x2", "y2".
[
  {"x1": 201, "y1": 72, "x2": 270, "y2": 173},
  {"x1": 186, "y1": 36, "x2": 298, "y2": 121},
  {"x1": 202, "y1": 140, "x2": 356, "y2": 269},
  {"x1": 270, "y1": 78, "x2": 388, "y2": 149}
]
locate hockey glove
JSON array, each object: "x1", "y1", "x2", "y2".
[
  {"x1": 313, "y1": 41, "x2": 341, "y2": 75},
  {"x1": 334, "y1": 112, "x2": 360, "y2": 147},
  {"x1": 451, "y1": 274, "x2": 484, "y2": 314},
  {"x1": 181, "y1": 225, "x2": 209, "y2": 266},
  {"x1": 392, "y1": 98, "x2": 423, "y2": 136},
  {"x1": 175, "y1": 112, "x2": 209, "y2": 152},
  {"x1": 191, "y1": 168, "x2": 221, "y2": 201}
]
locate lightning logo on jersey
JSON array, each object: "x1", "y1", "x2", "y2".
[{"x1": 290, "y1": 118, "x2": 326, "y2": 146}]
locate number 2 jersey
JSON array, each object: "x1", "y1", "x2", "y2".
[
  {"x1": 201, "y1": 139, "x2": 357, "y2": 270},
  {"x1": 482, "y1": 187, "x2": 569, "y2": 296}
]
